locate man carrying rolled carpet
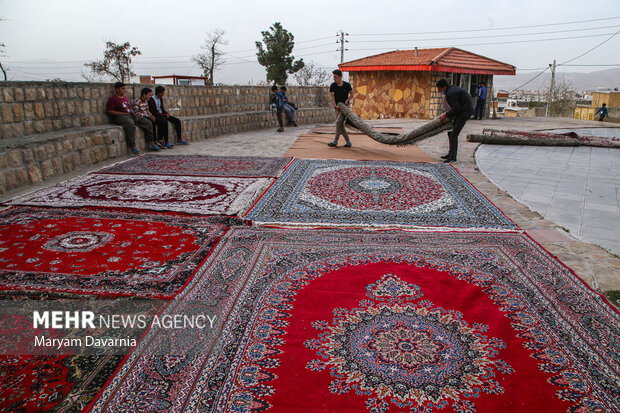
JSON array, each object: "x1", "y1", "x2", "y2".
[
  {"x1": 436, "y1": 79, "x2": 474, "y2": 163},
  {"x1": 328, "y1": 69, "x2": 353, "y2": 148}
]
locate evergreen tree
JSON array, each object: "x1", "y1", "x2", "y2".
[{"x1": 256, "y1": 22, "x2": 304, "y2": 85}]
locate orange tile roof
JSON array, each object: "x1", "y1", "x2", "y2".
[{"x1": 339, "y1": 47, "x2": 515, "y2": 75}]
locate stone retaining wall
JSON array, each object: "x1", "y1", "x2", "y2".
[
  {"x1": 0, "y1": 82, "x2": 331, "y2": 139},
  {"x1": 0, "y1": 81, "x2": 333, "y2": 195}
]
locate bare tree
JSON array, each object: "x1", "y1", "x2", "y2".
[
  {"x1": 84, "y1": 41, "x2": 141, "y2": 83},
  {"x1": 546, "y1": 77, "x2": 576, "y2": 117},
  {"x1": 192, "y1": 29, "x2": 227, "y2": 86},
  {"x1": 0, "y1": 42, "x2": 6, "y2": 81},
  {"x1": 293, "y1": 62, "x2": 331, "y2": 86}
]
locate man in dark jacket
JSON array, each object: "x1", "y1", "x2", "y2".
[
  {"x1": 437, "y1": 79, "x2": 474, "y2": 163},
  {"x1": 148, "y1": 85, "x2": 188, "y2": 146}
]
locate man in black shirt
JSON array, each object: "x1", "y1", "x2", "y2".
[
  {"x1": 437, "y1": 79, "x2": 474, "y2": 163},
  {"x1": 328, "y1": 69, "x2": 353, "y2": 148}
]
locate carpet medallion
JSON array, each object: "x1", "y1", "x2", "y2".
[
  {"x1": 96, "y1": 155, "x2": 293, "y2": 178},
  {"x1": 0, "y1": 206, "x2": 241, "y2": 298},
  {"x1": 90, "y1": 228, "x2": 619, "y2": 412},
  {"x1": 245, "y1": 160, "x2": 516, "y2": 229},
  {"x1": 9, "y1": 174, "x2": 273, "y2": 216}
]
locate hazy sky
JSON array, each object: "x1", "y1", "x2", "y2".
[{"x1": 1, "y1": 0, "x2": 619, "y2": 86}]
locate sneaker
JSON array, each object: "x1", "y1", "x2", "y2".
[
  {"x1": 166, "y1": 142, "x2": 174, "y2": 149},
  {"x1": 177, "y1": 140, "x2": 189, "y2": 145},
  {"x1": 131, "y1": 147, "x2": 139, "y2": 154},
  {"x1": 156, "y1": 141, "x2": 166, "y2": 149},
  {"x1": 277, "y1": 128, "x2": 284, "y2": 133},
  {"x1": 343, "y1": 142, "x2": 352, "y2": 148},
  {"x1": 292, "y1": 121, "x2": 298, "y2": 127},
  {"x1": 148, "y1": 144, "x2": 161, "y2": 151},
  {"x1": 327, "y1": 141, "x2": 338, "y2": 147}
]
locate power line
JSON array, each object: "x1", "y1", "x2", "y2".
[
  {"x1": 349, "y1": 16, "x2": 620, "y2": 36},
  {"x1": 558, "y1": 29, "x2": 620, "y2": 66},
  {"x1": 350, "y1": 25, "x2": 619, "y2": 43},
  {"x1": 346, "y1": 32, "x2": 619, "y2": 51},
  {"x1": 509, "y1": 67, "x2": 550, "y2": 92}
]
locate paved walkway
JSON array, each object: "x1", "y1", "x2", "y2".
[
  {"x1": 476, "y1": 145, "x2": 620, "y2": 255},
  {"x1": 2, "y1": 116, "x2": 618, "y2": 300}
]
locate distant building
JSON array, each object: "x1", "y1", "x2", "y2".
[{"x1": 339, "y1": 47, "x2": 515, "y2": 119}]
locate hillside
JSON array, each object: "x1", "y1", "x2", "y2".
[{"x1": 493, "y1": 67, "x2": 620, "y2": 91}]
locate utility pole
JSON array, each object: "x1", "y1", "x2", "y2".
[
  {"x1": 546, "y1": 59, "x2": 556, "y2": 117},
  {"x1": 337, "y1": 30, "x2": 349, "y2": 64}
]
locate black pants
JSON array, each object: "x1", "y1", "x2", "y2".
[
  {"x1": 154, "y1": 114, "x2": 182, "y2": 143},
  {"x1": 474, "y1": 98, "x2": 486, "y2": 119},
  {"x1": 448, "y1": 115, "x2": 469, "y2": 159},
  {"x1": 276, "y1": 108, "x2": 284, "y2": 128}
]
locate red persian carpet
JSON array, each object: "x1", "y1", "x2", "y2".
[
  {"x1": 0, "y1": 206, "x2": 241, "y2": 298},
  {"x1": 0, "y1": 290, "x2": 164, "y2": 412},
  {"x1": 8, "y1": 174, "x2": 273, "y2": 216},
  {"x1": 89, "y1": 228, "x2": 619, "y2": 412},
  {"x1": 95, "y1": 154, "x2": 293, "y2": 178}
]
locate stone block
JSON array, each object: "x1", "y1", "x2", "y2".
[
  {"x1": 53, "y1": 119, "x2": 63, "y2": 130},
  {"x1": 40, "y1": 160, "x2": 54, "y2": 178},
  {"x1": 13, "y1": 88, "x2": 25, "y2": 102},
  {"x1": 62, "y1": 118, "x2": 73, "y2": 129},
  {"x1": 100, "y1": 145, "x2": 109, "y2": 160},
  {"x1": 83, "y1": 88, "x2": 91, "y2": 99},
  {"x1": 37, "y1": 88, "x2": 48, "y2": 100},
  {"x1": 71, "y1": 152, "x2": 81, "y2": 168},
  {"x1": 27, "y1": 164, "x2": 42, "y2": 184},
  {"x1": 1, "y1": 104, "x2": 14, "y2": 123},
  {"x1": 33, "y1": 121, "x2": 46, "y2": 134},
  {"x1": 57, "y1": 101, "x2": 67, "y2": 117},
  {"x1": 68, "y1": 88, "x2": 77, "y2": 98},
  {"x1": 74, "y1": 136, "x2": 86, "y2": 150},
  {"x1": 34, "y1": 146, "x2": 48, "y2": 162},
  {"x1": 0, "y1": 177, "x2": 6, "y2": 194},
  {"x1": 0, "y1": 153, "x2": 7, "y2": 169},
  {"x1": 91, "y1": 147, "x2": 101, "y2": 163},
  {"x1": 11, "y1": 123, "x2": 24, "y2": 137},
  {"x1": 5, "y1": 170, "x2": 17, "y2": 189},
  {"x1": 13, "y1": 105, "x2": 24, "y2": 122},
  {"x1": 44, "y1": 101, "x2": 57, "y2": 118},
  {"x1": 65, "y1": 103, "x2": 75, "y2": 115},
  {"x1": 45, "y1": 142, "x2": 56, "y2": 158},
  {"x1": 7, "y1": 150, "x2": 21, "y2": 168},
  {"x1": 55, "y1": 142, "x2": 63, "y2": 153},
  {"x1": 21, "y1": 148, "x2": 35, "y2": 164},
  {"x1": 72, "y1": 118, "x2": 81, "y2": 128},
  {"x1": 92, "y1": 134, "x2": 103, "y2": 145},
  {"x1": 23, "y1": 103, "x2": 35, "y2": 121},
  {"x1": 79, "y1": 149, "x2": 91, "y2": 165},
  {"x1": 63, "y1": 140, "x2": 73, "y2": 152},
  {"x1": 24, "y1": 88, "x2": 37, "y2": 101},
  {"x1": 2, "y1": 88, "x2": 14, "y2": 103},
  {"x1": 62, "y1": 155, "x2": 74, "y2": 173},
  {"x1": 15, "y1": 167, "x2": 29, "y2": 186},
  {"x1": 52, "y1": 156, "x2": 63, "y2": 174}
]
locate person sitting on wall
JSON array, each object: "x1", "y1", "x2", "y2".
[
  {"x1": 595, "y1": 103, "x2": 608, "y2": 121},
  {"x1": 106, "y1": 82, "x2": 158, "y2": 154},
  {"x1": 148, "y1": 85, "x2": 189, "y2": 146},
  {"x1": 279, "y1": 86, "x2": 297, "y2": 127},
  {"x1": 132, "y1": 87, "x2": 165, "y2": 149},
  {"x1": 270, "y1": 85, "x2": 285, "y2": 133}
]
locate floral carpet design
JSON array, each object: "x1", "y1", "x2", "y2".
[{"x1": 245, "y1": 159, "x2": 516, "y2": 229}]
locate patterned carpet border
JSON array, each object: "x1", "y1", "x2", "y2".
[
  {"x1": 8, "y1": 174, "x2": 274, "y2": 216},
  {"x1": 95, "y1": 154, "x2": 294, "y2": 178},
  {"x1": 89, "y1": 227, "x2": 619, "y2": 412},
  {"x1": 0, "y1": 206, "x2": 242, "y2": 298},
  {"x1": 245, "y1": 159, "x2": 518, "y2": 230}
]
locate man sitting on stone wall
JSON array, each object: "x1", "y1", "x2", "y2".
[
  {"x1": 148, "y1": 86, "x2": 188, "y2": 146},
  {"x1": 106, "y1": 82, "x2": 158, "y2": 154},
  {"x1": 133, "y1": 87, "x2": 166, "y2": 149}
]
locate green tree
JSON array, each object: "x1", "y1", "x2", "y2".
[
  {"x1": 84, "y1": 41, "x2": 141, "y2": 83},
  {"x1": 255, "y1": 22, "x2": 304, "y2": 84}
]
